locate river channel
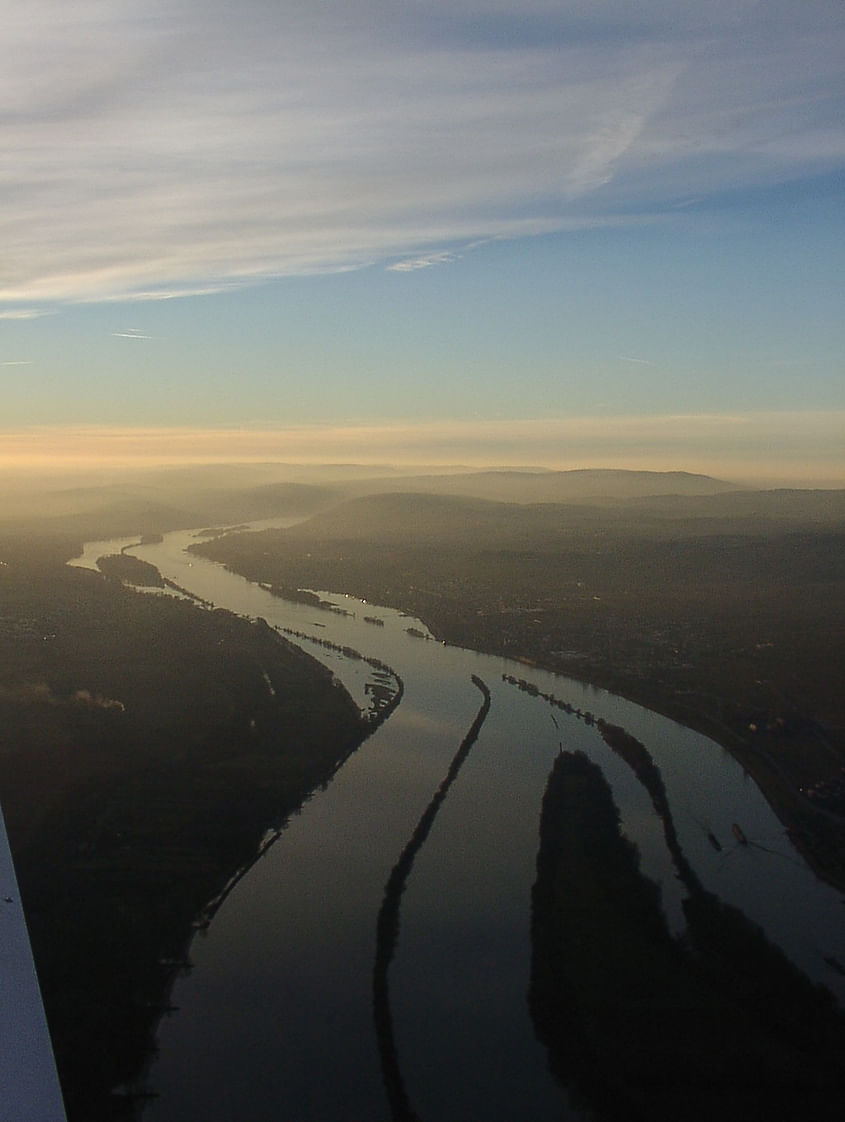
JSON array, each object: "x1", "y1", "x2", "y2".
[{"x1": 71, "y1": 528, "x2": 845, "y2": 1120}]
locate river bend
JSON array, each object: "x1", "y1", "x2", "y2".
[{"x1": 70, "y1": 529, "x2": 845, "y2": 1120}]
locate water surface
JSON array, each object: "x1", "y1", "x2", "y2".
[{"x1": 71, "y1": 531, "x2": 845, "y2": 1120}]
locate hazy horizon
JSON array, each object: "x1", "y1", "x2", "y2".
[{"x1": 1, "y1": 411, "x2": 844, "y2": 491}]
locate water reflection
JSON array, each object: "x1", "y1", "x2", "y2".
[
  {"x1": 69, "y1": 530, "x2": 845, "y2": 1121},
  {"x1": 375, "y1": 676, "x2": 490, "y2": 1122}
]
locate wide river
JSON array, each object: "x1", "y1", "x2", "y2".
[{"x1": 71, "y1": 528, "x2": 845, "y2": 1121}]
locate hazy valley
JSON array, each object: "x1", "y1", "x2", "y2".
[{"x1": 2, "y1": 463, "x2": 845, "y2": 1120}]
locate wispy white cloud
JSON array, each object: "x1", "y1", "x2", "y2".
[
  {"x1": 0, "y1": 360, "x2": 33, "y2": 366},
  {"x1": 0, "y1": 309, "x2": 47, "y2": 320},
  {"x1": 1, "y1": 2, "x2": 843, "y2": 306},
  {"x1": 387, "y1": 250, "x2": 459, "y2": 273},
  {"x1": 112, "y1": 330, "x2": 154, "y2": 339},
  {"x1": 619, "y1": 355, "x2": 654, "y2": 366}
]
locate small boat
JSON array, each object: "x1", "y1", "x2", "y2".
[{"x1": 732, "y1": 823, "x2": 748, "y2": 845}]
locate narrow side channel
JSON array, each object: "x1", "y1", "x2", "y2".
[{"x1": 373, "y1": 674, "x2": 492, "y2": 1122}]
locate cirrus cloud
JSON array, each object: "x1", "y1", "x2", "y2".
[{"x1": 1, "y1": 1, "x2": 843, "y2": 308}]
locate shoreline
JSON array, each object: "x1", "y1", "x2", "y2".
[
  {"x1": 244, "y1": 570, "x2": 845, "y2": 892},
  {"x1": 449, "y1": 629, "x2": 845, "y2": 894},
  {"x1": 190, "y1": 524, "x2": 845, "y2": 895}
]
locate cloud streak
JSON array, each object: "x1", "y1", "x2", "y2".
[
  {"x1": 387, "y1": 251, "x2": 459, "y2": 273},
  {"x1": 2, "y1": 2, "x2": 843, "y2": 307}
]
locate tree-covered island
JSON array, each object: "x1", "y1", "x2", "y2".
[{"x1": 530, "y1": 751, "x2": 845, "y2": 1121}]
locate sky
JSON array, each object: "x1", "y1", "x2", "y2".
[{"x1": 2, "y1": 1, "x2": 844, "y2": 482}]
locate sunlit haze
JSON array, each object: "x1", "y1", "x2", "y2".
[{"x1": 1, "y1": 414, "x2": 844, "y2": 488}]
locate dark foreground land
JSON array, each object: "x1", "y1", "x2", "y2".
[
  {"x1": 2, "y1": 469, "x2": 844, "y2": 1120},
  {"x1": 0, "y1": 542, "x2": 369, "y2": 1120},
  {"x1": 531, "y1": 751, "x2": 845, "y2": 1122},
  {"x1": 194, "y1": 487, "x2": 845, "y2": 886}
]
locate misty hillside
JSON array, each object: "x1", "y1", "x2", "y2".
[
  {"x1": 285, "y1": 492, "x2": 542, "y2": 548},
  {"x1": 284, "y1": 486, "x2": 845, "y2": 549},
  {"x1": 339, "y1": 468, "x2": 739, "y2": 505},
  {"x1": 2, "y1": 465, "x2": 734, "y2": 521},
  {"x1": 0, "y1": 479, "x2": 340, "y2": 545},
  {"x1": 625, "y1": 488, "x2": 845, "y2": 522},
  {"x1": 4, "y1": 465, "x2": 843, "y2": 551}
]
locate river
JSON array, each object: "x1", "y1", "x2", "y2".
[{"x1": 70, "y1": 529, "x2": 845, "y2": 1120}]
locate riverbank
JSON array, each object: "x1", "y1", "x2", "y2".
[
  {"x1": 192, "y1": 523, "x2": 845, "y2": 892},
  {"x1": 374, "y1": 675, "x2": 491, "y2": 1121},
  {"x1": 0, "y1": 559, "x2": 376, "y2": 1120},
  {"x1": 530, "y1": 750, "x2": 845, "y2": 1121},
  {"x1": 508, "y1": 652, "x2": 845, "y2": 892}
]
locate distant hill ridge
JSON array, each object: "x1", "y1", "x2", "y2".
[
  {"x1": 6, "y1": 466, "x2": 844, "y2": 548},
  {"x1": 341, "y1": 468, "x2": 739, "y2": 505},
  {"x1": 286, "y1": 485, "x2": 845, "y2": 548}
]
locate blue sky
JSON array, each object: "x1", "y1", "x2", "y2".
[{"x1": 2, "y1": 1, "x2": 844, "y2": 480}]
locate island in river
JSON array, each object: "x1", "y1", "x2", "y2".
[
  {"x1": 192, "y1": 486, "x2": 845, "y2": 889},
  {"x1": 2, "y1": 467, "x2": 845, "y2": 1119},
  {"x1": 531, "y1": 750, "x2": 845, "y2": 1122}
]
